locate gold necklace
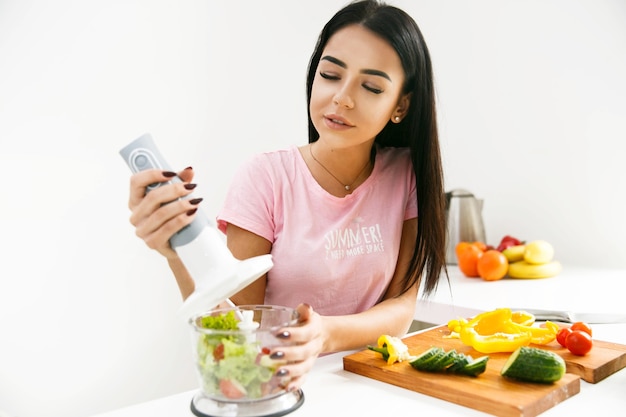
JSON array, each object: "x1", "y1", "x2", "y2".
[{"x1": 309, "y1": 143, "x2": 371, "y2": 191}]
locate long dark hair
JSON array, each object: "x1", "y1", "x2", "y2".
[{"x1": 306, "y1": 0, "x2": 447, "y2": 297}]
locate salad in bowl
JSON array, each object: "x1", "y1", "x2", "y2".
[{"x1": 189, "y1": 305, "x2": 299, "y2": 402}]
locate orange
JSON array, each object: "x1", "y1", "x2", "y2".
[
  {"x1": 477, "y1": 250, "x2": 509, "y2": 281},
  {"x1": 456, "y1": 242, "x2": 483, "y2": 278}
]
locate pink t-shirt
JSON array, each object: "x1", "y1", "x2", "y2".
[{"x1": 216, "y1": 145, "x2": 417, "y2": 316}]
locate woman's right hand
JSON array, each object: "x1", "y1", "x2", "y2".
[{"x1": 127, "y1": 167, "x2": 201, "y2": 259}]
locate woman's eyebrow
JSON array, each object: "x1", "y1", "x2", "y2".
[{"x1": 321, "y1": 55, "x2": 392, "y2": 82}]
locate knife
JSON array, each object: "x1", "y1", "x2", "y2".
[{"x1": 514, "y1": 308, "x2": 626, "y2": 324}]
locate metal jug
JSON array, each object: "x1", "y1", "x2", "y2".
[{"x1": 445, "y1": 189, "x2": 486, "y2": 264}]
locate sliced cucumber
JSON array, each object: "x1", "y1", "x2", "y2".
[
  {"x1": 430, "y1": 349, "x2": 458, "y2": 371},
  {"x1": 410, "y1": 347, "x2": 488, "y2": 377},
  {"x1": 446, "y1": 352, "x2": 470, "y2": 373},
  {"x1": 461, "y1": 355, "x2": 489, "y2": 377},
  {"x1": 409, "y1": 347, "x2": 444, "y2": 370},
  {"x1": 501, "y1": 346, "x2": 565, "y2": 383}
]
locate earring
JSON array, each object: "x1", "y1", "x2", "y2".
[{"x1": 394, "y1": 116, "x2": 401, "y2": 122}]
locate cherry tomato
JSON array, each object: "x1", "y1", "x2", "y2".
[
  {"x1": 566, "y1": 330, "x2": 593, "y2": 356},
  {"x1": 571, "y1": 321, "x2": 593, "y2": 337},
  {"x1": 556, "y1": 327, "x2": 573, "y2": 348}
]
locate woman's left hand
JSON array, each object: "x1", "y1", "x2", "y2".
[{"x1": 271, "y1": 303, "x2": 326, "y2": 391}]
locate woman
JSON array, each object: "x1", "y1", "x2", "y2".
[{"x1": 128, "y1": 0, "x2": 447, "y2": 391}]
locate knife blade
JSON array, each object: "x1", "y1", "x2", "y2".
[{"x1": 514, "y1": 308, "x2": 626, "y2": 324}]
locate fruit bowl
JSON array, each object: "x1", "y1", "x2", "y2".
[{"x1": 188, "y1": 305, "x2": 304, "y2": 417}]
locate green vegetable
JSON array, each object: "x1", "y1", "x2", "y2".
[
  {"x1": 501, "y1": 346, "x2": 566, "y2": 383},
  {"x1": 461, "y1": 355, "x2": 489, "y2": 377},
  {"x1": 195, "y1": 311, "x2": 279, "y2": 400},
  {"x1": 410, "y1": 346, "x2": 445, "y2": 371},
  {"x1": 367, "y1": 345, "x2": 390, "y2": 361},
  {"x1": 409, "y1": 347, "x2": 489, "y2": 377},
  {"x1": 200, "y1": 310, "x2": 239, "y2": 330}
]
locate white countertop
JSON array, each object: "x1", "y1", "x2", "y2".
[{"x1": 91, "y1": 266, "x2": 626, "y2": 417}]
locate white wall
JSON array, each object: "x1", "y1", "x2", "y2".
[{"x1": 0, "y1": 1, "x2": 624, "y2": 416}]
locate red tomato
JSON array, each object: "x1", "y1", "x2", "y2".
[
  {"x1": 219, "y1": 379, "x2": 246, "y2": 399},
  {"x1": 213, "y1": 343, "x2": 225, "y2": 361},
  {"x1": 556, "y1": 327, "x2": 573, "y2": 348},
  {"x1": 571, "y1": 321, "x2": 593, "y2": 337},
  {"x1": 566, "y1": 330, "x2": 593, "y2": 356}
]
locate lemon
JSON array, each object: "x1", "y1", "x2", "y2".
[{"x1": 523, "y1": 240, "x2": 554, "y2": 264}]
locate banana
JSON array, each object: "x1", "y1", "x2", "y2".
[
  {"x1": 524, "y1": 240, "x2": 555, "y2": 264},
  {"x1": 507, "y1": 260, "x2": 562, "y2": 279},
  {"x1": 502, "y1": 245, "x2": 526, "y2": 262}
]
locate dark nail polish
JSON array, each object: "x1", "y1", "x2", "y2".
[
  {"x1": 270, "y1": 351, "x2": 285, "y2": 360},
  {"x1": 184, "y1": 166, "x2": 193, "y2": 170},
  {"x1": 184, "y1": 183, "x2": 197, "y2": 190},
  {"x1": 162, "y1": 171, "x2": 177, "y2": 178},
  {"x1": 275, "y1": 331, "x2": 291, "y2": 339},
  {"x1": 186, "y1": 208, "x2": 198, "y2": 216},
  {"x1": 189, "y1": 198, "x2": 203, "y2": 205},
  {"x1": 275, "y1": 368, "x2": 289, "y2": 377}
]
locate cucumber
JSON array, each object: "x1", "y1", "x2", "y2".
[
  {"x1": 461, "y1": 355, "x2": 489, "y2": 377},
  {"x1": 446, "y1": 352, "x2": 470, "y2": 373},
  {"x1": 430, "y1": 349, "x2": 458, "y2": 370},
  {"x1": 409, "y1": 347, "x2": 444, "y2": 370},
  {"x1": 501, "y1": 346, "x2": 566, "y2": 383},
  {"x1": 410, "y1": 347, "x2": 488, "y2": 377}
]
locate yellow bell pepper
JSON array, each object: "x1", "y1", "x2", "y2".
[
  {"x1": 511, "y1": 310, "x2": 536, "y2": 326},
  {"x1": 452, "y1": 308, "x2": 559, "y2": 353},
  {"x1": 467, "y1": 308, "x2": 514, "y2": 335},
  {"x1": 459, "y1": 326, "x2": 532, "y2": 353},
  {"x1": 508, "y1": 320, "x2": 560, "y2": 345},
  {"x1": 377, "y1": 335, "x2": 411, "y2": 365}
]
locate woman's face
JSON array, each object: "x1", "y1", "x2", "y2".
[{"x1": 310, "y1": 24, "x2": 408, "y2": 148}]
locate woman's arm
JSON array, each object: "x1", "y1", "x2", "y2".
[
  {"x1": 264, "y1": 218, "x2": 419, "y2": 391},
  {"x1": 224, "y1": 218, "x2": 419, "y2": 354},
  {"x1": 225, "y1": 223, "x2": 272, "y2": 306},
  {"x1": 128, "y1": 167, "x2": 199, "y2": 300},
  {"x1": 318, "y1": 217, "x2": 419, "y2": 353}
]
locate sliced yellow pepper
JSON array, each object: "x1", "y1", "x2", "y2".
[
  {"x1": 377, "y1": 335, "x2": 411, "y2": 365},
  {"x1": 452, "y1": 308, "x2": 559, "y2": 353},
  {"x1": 508, "y1": 320, "x2": 560, "y2": 345},
  {"x1": 511, "y1": 310, "x2": 536, "y2": 326},
  {"x1": 467, "y1": 308, "x2": 514, "y2": 335},
  {"x1": 459, "y1": 326, "x2": 532, "y2": 353}
]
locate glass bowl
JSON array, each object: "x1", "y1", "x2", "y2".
[{"x1": 188, "y1": 305, "x2": 303, "y2": 416}]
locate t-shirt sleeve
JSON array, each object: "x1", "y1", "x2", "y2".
[{"x1": 216, "y1": 154, "x2": 276, "y2": 243}]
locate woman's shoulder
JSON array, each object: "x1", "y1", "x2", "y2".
[
  {"x1": 235, "y1": 146, "x2": 301, "y2": 181},
  {"x1": 245, "y1": 146, "x2": 299, "y2": 166}
]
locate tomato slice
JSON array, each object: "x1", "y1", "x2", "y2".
[
  {"x1": 219, "y1": 379, "x2": 246, "y2": 399},
  {"x1": 566, "y1": 330, "x2": 593, "y2": 356},
  {"x1": 213, "y1": 343, "x2": 225, "y2": 361}
]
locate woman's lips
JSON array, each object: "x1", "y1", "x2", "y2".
[{"x1": 324, "y1": 114, "x2": 353, "y2": 130}]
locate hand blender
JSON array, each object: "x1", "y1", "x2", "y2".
[{"x1": 119, "y1": 133, "x2": 273, "y2": 319}]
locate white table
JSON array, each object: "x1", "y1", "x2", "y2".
[{"x1": 91, "y1": 266, "x2": 626, "y2": 417}]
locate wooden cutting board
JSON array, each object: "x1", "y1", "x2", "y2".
[
  {"x1": 530, "y1": 337, "x2": 626, "y2": 383},
  {"x1": 344, "y1": 326, "x2": 590, "y2": 417}
]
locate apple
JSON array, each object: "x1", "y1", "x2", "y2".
[{"x1": 496, "y1": 235, "x2": 523, "y2": 252}]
